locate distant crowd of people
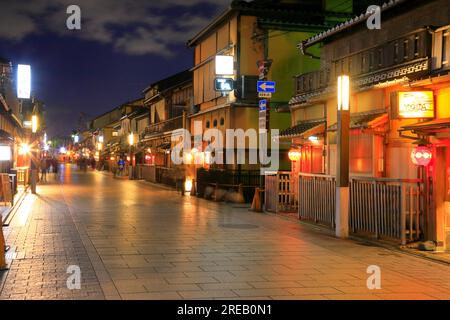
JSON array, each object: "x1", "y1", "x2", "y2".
[
  {"x1": 77, "y1": 157, "x2": 97, "y2": 172},
  {"x1": 37, "y1": 155, "x2": 131, "y2": 179}
]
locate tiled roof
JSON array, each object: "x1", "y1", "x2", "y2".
[
  {"x1": 298, "y1": 0, "x2": 408, "y2": 50},
  {"x1": 143, "y1": 70, "x2": 191, "y2": 95},
  {"x1": 279, "y1": 119, "x2": 325, "y2": 138},
  {"x1": 328, "y1": 110, "x2": 388, "y2": 131}
]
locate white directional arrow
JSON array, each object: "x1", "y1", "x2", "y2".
[{"x1": 259, "y1": 83, "x2": 275, "y2": 91}]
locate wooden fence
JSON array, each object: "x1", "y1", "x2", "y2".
[
  {"x1": 298, "y1": 173, "x2": 336, "y2": 228},
  {"x1": 265, "y1": 172, "x2": 298, "y2": 213},
  {"x1": 137, "y1": 165, "x2": 157, "y2": 183},
  {"x1": 295, "y1": 174, "x2": 424, "y2": 243},
  {"x1": 350, "y1": 177, "x2": 424, "y2": 244},
  {"x1": 197, "y1": 169, "x2": 263, "y2": 203},
  {"x1": 15, "y1": 168, "x2": 29, "y2": 186}
]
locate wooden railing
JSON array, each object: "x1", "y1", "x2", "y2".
[
  {"x1": 262, "y1": 171, "x2": 427, "y2": 244},
  {"x1": 197, "y1": 169, "x2": 263, "y2": 203},
  {"x1": 141, "y1": 116, "x2": 183, "y2": 140},
  {"x1": 298, "y1": 173, "x2": 336, "y2": 228},
  {"x1": 265, "y1": 172, "x2": 298, "y2": 213},
  {"x1": 137, "y1": 164, "x2": 156, "y2": 183},
  {"x1": 156, "y1": 166, "x2": 185, "y2": 188},
  {"x1": 350, "y1": 177, "x2": 424, "y2": 244},
  {"x1": 294, "y1": 68, "x2": 330, "y2": 96},
  {"x1": 15, "y1": 167, "x2": 30, "y2": 186}
]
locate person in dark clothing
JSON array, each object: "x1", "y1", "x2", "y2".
[{"x1": 40, "y1": 158, "x2": 48, "y2": 183}]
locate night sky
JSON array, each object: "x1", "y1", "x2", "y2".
[{"x1": 0, "y1": 0, "x2": 230, "y2": 137}]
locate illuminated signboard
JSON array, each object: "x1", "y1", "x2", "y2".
[
  {"x1": 215, "y1": 55, "x2": 234, "y2": 75},
  {"x1": 17, "y1": 64, "x2": 31, "y2": 99},
  {"x1": 214, "y1": 78, "x2": 234, "y2": 92},
  {"x1": 398, "y1": 91, "x2": 434, "y2": 119},
  {"x1": 0, "y1": 146, "x2": 11, "y2": 161}
]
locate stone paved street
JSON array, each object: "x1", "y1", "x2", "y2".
[{"x1": 1, "y1": 164, "x2": 450, "y2": 300}]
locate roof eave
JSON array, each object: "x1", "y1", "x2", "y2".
[
  {"x1": 187, "y1": 7, "x2": 236, "y2": 47},
  {"x1": 299, "y1": 0, "x2": 409, "y2": 51}
]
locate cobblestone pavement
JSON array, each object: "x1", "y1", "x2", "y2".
[{"x1": 1, "y1": 164, "x2": 450, "y2": 300}]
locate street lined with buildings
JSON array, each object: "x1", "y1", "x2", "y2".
[
  {"x1": 1, "y1": 165, "x2": 450, "y2": 300},
  {"x1": 1, "y1": 0, "x2": 450, "y2": 302}
]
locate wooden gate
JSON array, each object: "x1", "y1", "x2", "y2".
[
  {"x1": 350, "y1": 177, "x2": 424, "y2": 244},
  {"x1": 265, "y1": 172, "x2": 298, "y2": 213}
]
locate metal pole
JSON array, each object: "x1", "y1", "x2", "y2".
[
  {"x1": 129, "y1": 145, "x2": 133, "y2": 180},
  {"x1": 30, "y1": 132, "x2": 38, "y2": 194}
]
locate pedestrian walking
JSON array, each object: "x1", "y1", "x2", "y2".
[
  {"x1": 40, "y1": 157, "x2": 48, "y2": 183},
  {"x1": 53, "y1": 158, "x2": 59, "y2": 174},
  {"x1": 117, "y1": 158, "x2": 125, "y2": 176}
]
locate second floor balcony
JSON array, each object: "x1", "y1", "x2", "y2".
[
  {"x1": 292, "y1": 28, "x2": 434, "y2": 105},
  {"x1": 141, "y1": 116, "x2": 183, "y2": 140}
]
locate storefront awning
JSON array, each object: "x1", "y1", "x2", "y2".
[
  {"x1": 279, "y1": 119, "x2": 326, "y2": 139},
  {"x1": 328, "y1": 110, "x2": 388, "y2": 132},
  {"x1": 400, "y1": 118, "x2": 450, "y2": 134}
]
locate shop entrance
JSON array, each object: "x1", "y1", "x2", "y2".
[
  {"x1": 433, "y1": 146, "x2": 450, "y2": 252},
  {"x1": 445, "y1": 148, "x2": 450, "y2": 252}
]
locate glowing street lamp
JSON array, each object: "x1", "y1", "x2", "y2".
[
  {"x1": 19, "y1": 143, "x2": 31, "y2": 155},
  {"x1": 31, "y1": 115, "x2": 38, "y2": 133},
  {"x1": 336, "y1": 75, "x2": 351, "y2": 239},
  {"x1": 185, "y1": 179, "x2": 193, "y2": 194},
  {"x1": 128, "y1": 133, "x2": 135, "y2": 146},
  {"x1": 337, "y1": 75, "x2": 350, "y2": 111},
  {"x1": 128, "y1": 133, "x2": 136, "y2": 179}
]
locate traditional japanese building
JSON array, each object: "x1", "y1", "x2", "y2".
[
  {"x1": 284, "y1": 0, "x2": 450, "y2": 249},
  {"x1": 138, "y1": 70, "x2": 192, "y2": 187},
  {"x1": 0, "y1": 57, "x2": 38, "y2": 177},
  {"x1": 87, "y1": 99, "x2": 143, "y2": 169},
  {"x1": 186, "y1": 0, "x2": 358, "y2": 200}
]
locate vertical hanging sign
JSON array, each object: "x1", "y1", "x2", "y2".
[{"x1": 17, "y1": 64, "x2": 31, "y2": 99}]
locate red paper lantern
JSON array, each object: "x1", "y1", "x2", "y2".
[
  {"x1": 411, "y1": 146, "x2": 432, "y2": 166},
  {"x1": 288, "y1": 149, "x2": 302, "y2": 162}
]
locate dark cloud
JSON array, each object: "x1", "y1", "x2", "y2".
[{"x1": 0, "y1": 0, "x2": 231, "y2": 56}]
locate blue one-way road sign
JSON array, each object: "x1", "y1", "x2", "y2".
[
  {"x1": 257, "y1": 81, "x2": 276, "y2": 93},
  {"x1": 259, "y1": 99, "x2": 267, "y2": 112}
]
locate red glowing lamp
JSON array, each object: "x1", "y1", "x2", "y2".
[
  {"x1": 288, "y1": 149, "x2": 302, "y2": 162},
  {"x1": 411, "y1": 146, "x2": 432, "y2": 166}
]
